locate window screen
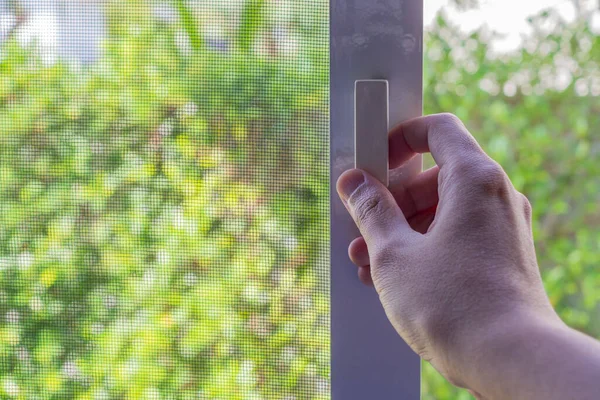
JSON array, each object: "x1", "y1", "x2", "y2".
[{"x1": 0, "y1": 1, "x2": 329, "y2": 399}]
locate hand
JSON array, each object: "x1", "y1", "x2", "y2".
[{"x1": 336, "y1": 113, "x2": 560, "y2": 389}]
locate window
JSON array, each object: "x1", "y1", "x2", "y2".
[{"x1": 0, "y1": 1, "x2": 423, "y2": 399}]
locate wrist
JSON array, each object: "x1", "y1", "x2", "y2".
[
  {"x1": 443, "y1": 308, "x2": 600, "y2": 400},
  {"x1": 434, "y1": 305, "x2": 564, "y2": 390}
]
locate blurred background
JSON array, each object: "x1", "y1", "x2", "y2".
[{"x1": 0, "y1": 0, "x2": 598, "y2": 399}]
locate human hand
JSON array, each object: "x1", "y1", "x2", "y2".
[{"x1": 336, "y1": 113, "x2": 561, "y2": 389}]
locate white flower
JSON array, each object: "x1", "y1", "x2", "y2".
[
  {"x1": 6, "y1": 310, "x2": 19, "y2": 324},
  {"x1": 158, "y1": 121, "x2": 174, "y2": 136},
  {"x1": 18, "y1": 252, "x2": 34, "y2": 270},
  {"x1": 62, "y1": 361, "x2": 80, "y2": 379},
  {"x1": 2, "y1": 377, "x2": 19, "y2": 397}
]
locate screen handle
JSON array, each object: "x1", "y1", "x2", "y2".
[{"x1": 355, "y1": 80, "x2": 390, "y2": 187}]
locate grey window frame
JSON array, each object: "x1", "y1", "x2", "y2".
[{"x1": 330, "y1": 1, "x2": 424, "y2": 398}]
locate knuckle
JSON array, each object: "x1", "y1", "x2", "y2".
[
  {"x1": 371, "y1": 246, "x2": 397, "y2": 269},
  {"x1": 352, "y1": 192, "x2": 385, "y2": 227},
  {"x1": 371, "y1": 244, "x2": 415, "y2": 287},
  {"x1": 470, "y1": 161, "x2": 511, "y2": 199},
  {"x1": 521, "y1": 193, "x2": 533, "y2": 219},
  {"x1": 435, "y1": 112, "x2": 464, "y2": 129}
]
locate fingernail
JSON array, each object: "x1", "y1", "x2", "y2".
[{"x1": 338, "y1": 170, "x2": 365, "y2": 201}]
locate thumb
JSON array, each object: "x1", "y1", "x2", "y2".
[{"x1": 337, "y1": 169, "x2": 414, "y2": 247}]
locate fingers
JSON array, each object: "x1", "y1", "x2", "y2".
[
  {"x1": 349, "y1": 237, "x2": 374, "y2": 286},
  {"x1": 389, "y1": 113, "x2": 516, "y2": 221},
  {"x1": 347, "y1": 167, "x2": 440, "y2": 287},
  {"x1": 389, "y1": 113, "x2": 486, "y2": 172},
  {"x1": 337, "y1": 169, "x2": 416, "y2": 247},
  {"x1": 349, "y1": 236, "x2": 369, "y2": 267},
  {"x1": 357, "y1": 266, "x2": 374, "y2": 286},
  {"x1": 349, "y1": 208, "x2": 436, "y2": 271},
  {"x1": 389, "y1": 166, "x2": 440, "y2": 220},
  {"x1": 348, "y1": 208, "x2": 436, "y2": 273}
]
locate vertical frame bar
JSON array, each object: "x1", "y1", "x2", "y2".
[{"x1": 330, "y1": 0, "x2": 423, "y2": 399}]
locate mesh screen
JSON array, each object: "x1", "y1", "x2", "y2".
[{"x1": 0, "y1": 1, "x2": 329, "y2": 398}]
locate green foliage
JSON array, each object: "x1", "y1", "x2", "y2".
[
  {"x1": 0, "y1": 1, "x2": 598, "y2": 399},
  {"x1": 0, "y1": 1, "x2": 328, "y2": 399},
  {"x1": 173, "y1": 0, "x2": 203, "y2": 52},
  {"x1": 238, "y1": 0, "x2": 266, "y2": 53},
  {"x1": 422, "y1": 8, "x2": 600, "y2": 399}
]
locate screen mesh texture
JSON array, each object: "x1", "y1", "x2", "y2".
[{"x1": 0, "y1": 1, "x2": 329, "y2": 399}]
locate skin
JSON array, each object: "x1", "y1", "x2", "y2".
[{"x1": 336, "y1": 113, "x2": 600, "y2": 400}]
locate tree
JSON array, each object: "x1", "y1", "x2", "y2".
[
  {"x1": 422, "y1": 7, "x2": 600, "y2": 399},
  {"x1": 0, "y1": 1, "x2": 597, "y2": 399}
]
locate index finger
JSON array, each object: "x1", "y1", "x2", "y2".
[{"x1": 389, "y1": 113, "x2": 486, "y2": 170}]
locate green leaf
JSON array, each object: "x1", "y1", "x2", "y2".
[
  {"x1": 173, "y1": 0, "x2": 204, "y2": 52},
  {"x1": 238, "y1": 0, "x2": 266, "y2": 53}
]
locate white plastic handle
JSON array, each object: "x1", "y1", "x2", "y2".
[{"x1": 355, "y1": 80, "x2": 389, "y2": 187}]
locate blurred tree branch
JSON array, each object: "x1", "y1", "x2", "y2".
[{"x1": 6, "y1": 0, "x2": 27, "y2": 40}]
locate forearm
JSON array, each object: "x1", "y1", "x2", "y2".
[{"x1": 454, "y1": 310, "x2": 600, "y2": 400}]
